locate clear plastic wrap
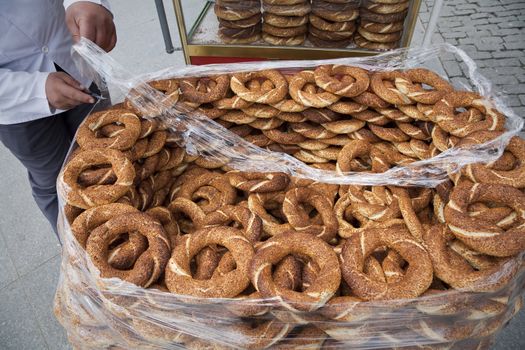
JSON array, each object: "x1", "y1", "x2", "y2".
[
  {"x1": 70, "y1": 39, "x2": 523, "y2": 187},
  {"x1": 54, "y1": 38, "x2": 525, "y2": 350}
]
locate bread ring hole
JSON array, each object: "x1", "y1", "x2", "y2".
[
  {"x1": 107, "y1": 231, "x2": 149, "y2": 270},
  {"x1": 78, "y1": 164, "x2": 117, "y2": 187},
  {"x1": 190, "y1": 245, "x2": 233, "y2": 279},
  {"x1": 268, "y1": 208, "x2": 287, "y2": 224},
  {"x1": 262, "y1": 199, "x2": 287, "y2": 224},
  {"x1": 192, "y1": 185, "x2": 220, "y2": 206}
]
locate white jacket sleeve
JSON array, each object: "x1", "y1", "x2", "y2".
[
  {"x1": 63, "y1": 0, "x2": 112, "y2": 13},
  {"x1": 0, "y1": 69, "x2": 53, "y2": 124}
]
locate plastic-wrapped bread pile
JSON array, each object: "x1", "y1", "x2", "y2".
[
  {"x1": 213, "y1": 0, "x2": 410, "y2": 49},
  {"x1": 356, "y1": 0, "x2": 410, "y2": 50},
  {"x1": 56, "y1": 65, "x2": 525, "y2": 349},
  {"x1": 308, "y1": 0, "x2": 359, "y2": 48},
  {"x1": 262, "y1": 0, "x2": 311, "y2": 46},
  {"x1": 216, "y1": 0, "x2": 263, "y2": 44}
]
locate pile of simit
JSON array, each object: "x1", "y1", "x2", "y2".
[{"x1": 58, "y1": 64, "x2": 525, "y2": 348}]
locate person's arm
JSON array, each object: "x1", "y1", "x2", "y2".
[
  {"x1": 0, "y1": 68, "x2": 95, "y2": 123},
  {"x1": 0, "y1": 69, "x2": 52, "y2": 122},
  {"x1": 64, "y1": 0, "x2": 116, "y2": 52}
]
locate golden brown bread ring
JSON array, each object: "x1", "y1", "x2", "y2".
[
  {"x1": 308, "y1": 33, "x2": 353, "y2": 48},
  {"x1": 422, "y1": 224, "x2": 519, "y2": 292},
  {"x1": 178, "y1": 173, "x2": 237, "y2": 213},
  {"x1": 314, "y1": 65, "x2": 369, "y2": 98},
  {"x1": 263, "y1": 124, "x2": 307, "y2": 144},
  {"x1": 282, "y1": 187, "x2": 338, "y2": 242},
  {"x1": 275, "y1": 112, "x2": 306, "y2": 123},
  {"x1": 357, "y1": 26, "x2": 402, "y2": 43},
  {"x1": 86, "y1": 212, "x2": 170, "y2": 288},
  {"x1": 250, "y1": 231, "x2": 341, "y2": 311},
  {"x1": 359, "y1": 7, "x2": 408, "y2": 23},
  {"x1": 219, "y1": 110, "x2": 257, "y2": 124},
  {"x1": 327, "y1": 98, "x2": 367, "y2": 115},
  {"x1": 394, "y1": 68, "x2": 454, "y2": 105},
  {"x1": 350, "y1": 110, "x2": 390, "y2": 125},
  {"x1": 459, "y1": 132, "x2": 525, "y2": 188},
  {"x1": 202, "y1": 205, "x2": 263, "y2": 243},
  {"x1": 362, "y1": 0, "x2": 409, "y2": 14},
  {"x1": 262, "y1": 32, "x2": 306, "y2": 46},
  {"x1": 271, "y1": 325, "x2": 326, "y2": 349},
  {"x1": 369, "y1": 123, "x2": 411, "y2": 142},
  {"x1": 263, "y1": 2, "x2": 312, "y2": 16},
  {"x1": 229, "y1": 318, "x2": 293, "y2": 349},
  {"x1": 219, "y1": 31, "x2": 261, "y2": 44},
  {"x1": 312, "y1": 1, "x2": 359, "y2": 22},
  {"x1": 147, "y1": 79, "x2": 180, "y2": 107},
  {"x1": 360, "y1": 19, "x2": 405, "y2": 33},
  {"x1": 375, "y1": 106, "x2": 412, "y2": 122},
  {"x1": 167, "y1": 197, "x2": 206, "y2": 237},
  {"x1": 227, "y1": 171, "x2": 290, "y2": 193},
  {"x1": 396, "y1": 121, "x2": 432, "y2": 141},
  {"x1": 165, "y1": 226, "x2": 255, "y2": 297},
  {"x1": 179, "y1": 75, "x2": 230, "y2": 104},
  {"x1": 76, "y1": 109, "x2": 141, "y2": 151},
  {"x1": 309, "y1": 25, "x2": 355, "y2": 41},
  {"x1": 352, "y1": 89, "x2": 391, "y2": 108},
  {"x1": 248, "y1": 192, "x2": 293, "y2": 237},
  {"x1": 63, "y1": 149, "x2": 135, "y2": 209},
  {"x1": 156, "y1": 147, "x2": 185, "y2": 172},
  {"x1": 231, "y1": 69, "x2": 288, "y2": 104},
  {"x1": 218, "y1": 13, "x2": 262, "y2": 29},
  {"x1": 322, "y1": 119, "x2": 365, "y2": 134},
  {"x1": 354, "y1": 32, "x2": 400, "y2": 50},
  {"x1": 219, "y1": 23, "x2": 262, "y2": 39},
  {"x1": 146, "y1": 206, "x2": 179, "y2": 248},
  {"x1": 217, "y1": 0, "x2": 260, "y2": 6},
  {"x1": 262, "y1": 22, "x2": 308, "y2": 37},
  {"x1": 302, "y1": 108, "x2": 340, "y2": 123},
  {"x1": 431, "y1": 125, "x2": 459, "y2": 152},
  {"x1": 264, "y1": 0, "x2": 305, "y2": 4},
  {"x1": 289, "y1": 70, "x2": 340, "y2": 108},
  {"x1": 341, "y1": 225, "x2": 433, "y2": 300},
  {"x1": 242, "y1": 103, "x2": 281, "y2": 118},
  {"x1": 142, "y1": 130, "x2": 167, "y2": 158},
  {"x1": 291, "y1": 121, "x2": 336, "y2": 139},
  {"x1": 335, "y1": 139, "x2": 374, "y2": 173},
  {"x1": 431, "y1": 92, "x2": 506, "y2": 137},
  {"x1": 444, "y1": 181, "x2": 525, "y2": 258},
  {"x1": 370, "y1": 71, "x2": 412, "y2": 105},
  {"x1": 309, "y1": 14, "x2": 356, "y2": 32},
  {"x1": 249, "y1": 117, "x2": 285, "y2": 130},
  {"x1": 214, "y1": 3, "x2": 261, "y2": 21},
  {"x1": 263, "y1": 13, "x2": 308, "y2": 28},
  {"x1": 71, "y1": 203, "x2": 138, "y2": 248},
  {"x1": 77, "y1": 166, "x2": 116, "y2": 187}
]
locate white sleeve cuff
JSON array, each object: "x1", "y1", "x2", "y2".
[
  {"x1": 63, "y1": 0, "x2": 112, "y2": 14},
  {"x1": 29, "y1": 71, "x2": 54, "y2": 116}
]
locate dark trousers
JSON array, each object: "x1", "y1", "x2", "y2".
[{"x1": 0, "y1": 100, "x2": 97, "y2": 238}]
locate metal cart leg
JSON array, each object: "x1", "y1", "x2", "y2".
[
  {"x1": 422, "y1": 0, "x2": 445, "y2": 48},
  {"x1": 154, "y1": 0, "x2": 175, "y2": 53}
]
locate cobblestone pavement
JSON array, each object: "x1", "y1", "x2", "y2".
[{"x1": 421, "y1": 0, "x2": 525, "y2": 118}]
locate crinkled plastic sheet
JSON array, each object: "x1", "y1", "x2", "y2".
[
  {"x1": 53, "y1": 38, "x2": 525, "y2": 349},
  {"x1": 71, "y1": 38, "x2": 523, "y2": 187}
]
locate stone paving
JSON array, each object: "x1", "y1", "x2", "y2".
[
  {"x1": 421, "y1": 0, "x2": 525, "y2": 118},
  {"x1": 0, "y1": 0, "x2": 524, "y2": 349}
]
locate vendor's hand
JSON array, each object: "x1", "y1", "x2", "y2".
[
  {"x1": 66, "y1": 1, "x2": 117, "y2": 52},
  {"x1": 45, "y1": 72, "x2": 95, "y2": 110}
]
